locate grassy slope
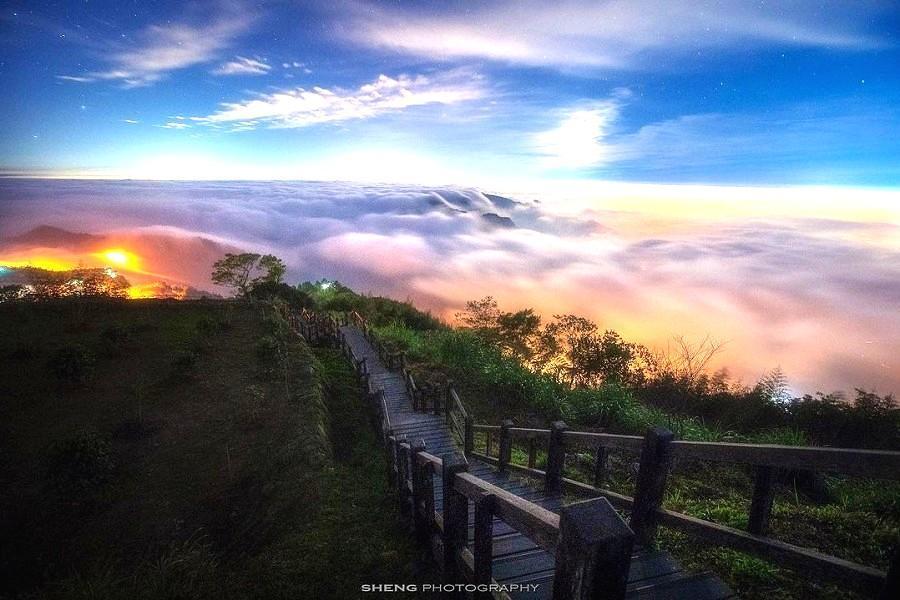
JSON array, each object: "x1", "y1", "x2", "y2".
[{"x1": 0, "y1": 301, "x2": 424, "y2": 599}]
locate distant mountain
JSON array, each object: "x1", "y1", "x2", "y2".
[
  {"x1": 481, "y1": 212, "x2": 516, "y2": 228},
  {"x1": 6, "y1": 225, "x2": 99, "y2": 249}
]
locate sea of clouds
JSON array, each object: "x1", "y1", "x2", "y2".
[{"x1": 0, "y1": 178, "x2": 897, "y2": 396}]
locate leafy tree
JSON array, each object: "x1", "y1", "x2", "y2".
[
  {"x1": 496, "y1": 308, "x2": 542, "y2": 362},
  {"x1": 457, "y1": 297, "x2": 542, "y2": 362},
  {"x1": 211, "y1": 253, "x2": 260, "y2": 297},
  {"x1": 457, "y1": 296, "x2": 501, "y2": 332},
  {"x1": 210, "y1": 253, "x2": 287, "y2": 298},
  {"x1": 257, "y1": 254, "x2": 286, "y2": 285}
]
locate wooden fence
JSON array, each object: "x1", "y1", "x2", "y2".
[{"x1": 471, "y1": 423, "x2": 900, "y2": 598}]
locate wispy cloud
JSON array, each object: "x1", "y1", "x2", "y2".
[
  {"x1": 57, "y1": 7, "x2": 255, "y2": 87},
  {"x1": 346, "y1": 0, "x2": 889, "y2": 70},
  {"x1": 192, "y1": 71, "x2": 484, "y2": 130},
  {"x1": 212, "y1": 56, "x2": 271, "y2": 76}
]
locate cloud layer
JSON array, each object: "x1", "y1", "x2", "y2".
[{"x1": 1, "y1": 179, "x2": 897, "y2": 396}]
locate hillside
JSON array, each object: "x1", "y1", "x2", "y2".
[{"x1": 0, "y1": 300, "x2": 428, "y2": 599}]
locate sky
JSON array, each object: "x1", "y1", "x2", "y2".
[
  {"x1": 0, "y1": 1, "x2": 899, "y2": 396},
  {"x1": 0, "y1": 0, "x2": 899, "y2": 184}
]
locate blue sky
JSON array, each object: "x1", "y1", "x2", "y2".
[{"x1": 1, "y1": 0, "x2": 899, "y2": 185}]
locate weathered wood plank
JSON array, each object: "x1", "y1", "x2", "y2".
[
  {"x1": 454, "y1": 472, "x2": 561, "y2": 554},
  {"x1": 671, "y1": 440, "x2": 900, "y2": 479}
]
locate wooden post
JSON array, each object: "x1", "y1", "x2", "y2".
[
  {"x1": 444, "y1": 383, "x2": 452, "y2": 422},
  {"x1": 552, "y1": 497, "x2": 634, "y2": 600},
  {"x1": 545, "y1": 421, "x2": 569, "y2": 495},
  {"x1": 485, "y1": 430, "x2": 493, "y2": 457},
  {"x1": 441, "y1": 453, "x2": 469, "y2": 582},
  {"x1": 528, "y1": 438, "x2": 537, "y2": 469},
  {"x1": 630, "y1": 427, "x2": 674, "y2": 547},
  {"x1": 410, "y1": 440, "x2": 429, "y2": 547},
  {"x1": 499, "y1": 419, "x2": 514, "y2": 473},
  {"x1": 464, "y1": 416, "x2": 474, "y2": 457},
  {"x1": 593, "y1": 446, "x2": 608, "y2": 488},
  {"x1": 385, "y1": 435, "x2": 396, "y2": 488},
  {"x1": 433, "y1": 384, "x2": 442, "y2": 415},
  {"x1": 879, "y1": 545, "x2": 899, "y2": 600},
  {"x1": 748, "y1": 465, "x2": 777, "y2": 535},
  {"x1": 421, "y1": 462, "x2": 436, "y2": 550},
  {"x1": 395, "y1": 438, "x2": 410, "y2": 516},
  {"x1": 473, "y1": 492, "x2": 495, "y2": 596}
]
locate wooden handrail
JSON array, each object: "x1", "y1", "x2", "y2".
[
  {"x1": 670, "y1": 440, "x2": 900, "y2": 479},
  {"x1": 472, "y1": 416, "x2": 898, "y2": 596},
  {"x1": 454, "y1": 471, "x2": 561, "y2": 553}
]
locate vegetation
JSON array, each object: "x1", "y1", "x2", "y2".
[
  {"x1": 301, "y1": 282, "x2": 899, "y2": 600},
  {"x1": 0, "y1": 266, "x2": 131, "y2": 301},
  {"x1": 0, "y1": 298, "x2": 426, "y2": 599},
  {"x1": 210, "y1": 253, "x2": 287, "y2": 298}
]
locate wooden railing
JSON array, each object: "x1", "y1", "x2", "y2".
[
  {"x1": 296, "y1": 309, "x2": 639, "y2": 599},
  {"x1": 471, "y1": 421, "x2": 900, "y2": 598}
]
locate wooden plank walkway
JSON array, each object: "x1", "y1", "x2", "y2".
[{"x1": 340, "y1": 325, "x2": 734, "y2": 599}]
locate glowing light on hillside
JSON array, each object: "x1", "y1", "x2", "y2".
[
  {"x1": 98, "y1": 249, "x2": 141, "y2": 270},
  {"x1": 127, "y1": 284, "x2": 159, "y2": 299}
]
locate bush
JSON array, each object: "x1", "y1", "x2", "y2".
[
  {"x1": 170, "y1": 350, "x2": 200, "y2": 380},
  {"x1": 255, "y1": 335, "x2": 281, "y2": 374},
  {"x1": 194, "y1": 315, "x2": 220, "y2": 336},
  {"x1": 98, "y1": 324, "x2": 132, "y2": 357},
  {"x1": 46, "y1": 430, "x2": 115, "y2": 493},
  {"x1": 48, "y1": 344, "x2": 96, "y2": 385}
]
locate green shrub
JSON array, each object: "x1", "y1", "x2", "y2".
[
  {"x1": 255, "y1": 335, "x2": 281, "y2": 375},
  {"x1": 170, "y1": 350, "x2": 200, "y2": 380},
  {"x1": 194, "y1": 315, "x2": 220, "y2": 336},
  {"x1": 98, "y1": 323, "x2": 132, "y2": 357},
  {"x1": 46, "y1": 430, "x2": 115, "y2": 493},
  {"x1": 48, "y1": 344, "x2": 96, "y2": 385}
]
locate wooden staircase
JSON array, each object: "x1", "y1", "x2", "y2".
[{"x1": 337, "y1": 323, "x2": 734, "y2": 599}]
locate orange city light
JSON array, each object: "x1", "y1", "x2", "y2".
[{"x1": 97, "y1": 248, "x2": 141, "y2": 270}]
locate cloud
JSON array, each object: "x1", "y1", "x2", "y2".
[
  {"x1": 1, "y1": 179, "x2": 897, "y2": 395},
  {"x1": 346, "y1": 0, "x2": 889, "y2": 70},
  {"x1": 212, "y1": 56, "x2": 271, "y2": 75},
  {"x1": 192, "y1": 71, "x2": 484, "y2": 129},
  {"x1": 529, "y1": 96, "x2": 900, "y2": 181},
  {"x1": 158, "y1": 122, "x2": 191, "y2": 130},
  {"x1": 534, "y1": 100, "x2": 621, "y2": 168},
  {"x1": 57, "y1": 7, "x2": 254, "y2": 87}
]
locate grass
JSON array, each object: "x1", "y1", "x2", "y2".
[{"x1": 0, "y1": 300, "x2": 427, "y2": 599}]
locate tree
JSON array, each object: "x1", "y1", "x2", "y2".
[
  {"x1": 256, "y1": 254, "x2": 286, "y2": 285},
  {"x1": 211, "y1": 253, "x2": 260, "y2": 297},
  {"x1": 210, "y1": 253, "x2": 287, "y2": 298},
  {"x1": 456, "y1": 296, "x2": 501, "y2": 333}
]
